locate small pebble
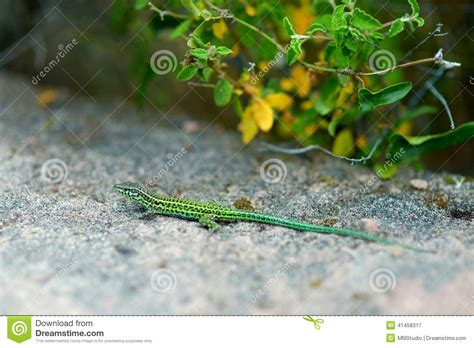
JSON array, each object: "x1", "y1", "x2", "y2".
[
  {"x1": 410, "y1": 179, "x2": 428, "y2": 190},
  {"x1": 181, "y1": 120, "x2": 200, "y2": 133},
  {"x1": 358, "y1": 218, "x2": 381, "y2": 233}
]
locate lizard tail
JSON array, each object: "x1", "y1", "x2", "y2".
[{"x1": 238, "y1": 211, "x2": 427, "y2": 252}]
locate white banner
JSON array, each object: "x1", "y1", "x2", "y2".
[{"x1": 1, "y1": 316, "x2": 472, "y2": 347}]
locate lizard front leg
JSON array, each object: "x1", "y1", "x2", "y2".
[{"x1": 198, "y1": 214, "x2": 223, "y2": 232}]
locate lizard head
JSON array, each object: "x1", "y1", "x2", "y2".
[{"x1": 114, "y1": 182, "x2": 148, "y2": 204}]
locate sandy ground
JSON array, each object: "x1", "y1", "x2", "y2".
[{"x1": 1, "y1": 72, "x2": 473, "y2": 314}]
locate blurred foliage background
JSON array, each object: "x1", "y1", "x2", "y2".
[{"x1": 0, "y1": 0, "x2": 472, "y2": 174}]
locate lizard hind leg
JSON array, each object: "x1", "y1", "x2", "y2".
[{"x1": 198, "y1": 214, "x2": 223, "y2": 233}]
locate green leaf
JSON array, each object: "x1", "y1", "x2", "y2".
[
  {"x1": 332, "y1": 5, "x2": 348, "y2": 31},
  {"x1": 328, "y1": 108, "x2": 365, "y2": 137},
  {"x1": 287, "y1": 39, "x2": 302, "y2": 65},
  {"x1": 234, "y1": 98, "x2": 244, "y2": 117},
  {"x1": 181, "y1": 0, "x2": 201, "y2": 17},
  {"x1": 215, "y1": 46, "x2": 233, "y2": 57},
  {"x1": 414, "y1": 17, "x2": 425, "y2": 27},
  {"x1": 388, "y1": 19, "x2": 405, "y2": 37},
  {"x1": 358, "y1": 82, "x2": 412, "y2": 112},
  {"x1": 332, "y1": 128, "x2": 355, "y2": 156},
  {"x1": 408, "y1": 0, "x2": 420, "y2": 16},
  {"x1": 200, "y1": 67, "x2": 213, "y2": 81},
  {"x1": 351, "y1": 8, "x2": 382, "y2": 30},
  {"x1": 134, "y1": 0, "x2": 149, "y2": 10},
  {"x1": 307, "y1": 23, "x2": 328, "y2": 34},
  {"x1": 170, "y1": 19, "x2": 193, "y2": 39},
  {"x1": 395, "y1": 105, "x2": 437, "y2": 127},
  {"x1": 310, "y1": 14, "x2": 333, "y2": 31},
  {"x1": 387, "y1": 122, "x2": 474, "y2": 164},
  {"x1": 188, "y1": 48, "x2": 209, "y2": 60},
  {"x1": 214, "y1": 79, "x2": 234, "y2": 107},
  {"x1": 177, "y1": 64, "x2": 198, "y2": 81},
  {"x1": 187, "y1": 21, "x2": 206, "y2": 48},
  {"x1": 283, "y1": 17, "x2": 296, "y2": 36},
  {"x1": 374, "y1": 162, "x2": 399, "y2": 180},
  {"x1": 314, "y1": 77, "x2": 340, "y2": 115}
]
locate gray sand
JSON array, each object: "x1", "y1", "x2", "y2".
[{"x1": 1, "y1": 72, "x2": 473, "y2": 314}]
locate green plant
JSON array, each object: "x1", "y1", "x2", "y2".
[{"x1": 132, "y1": 0, "x2": 471, "y2": 177}]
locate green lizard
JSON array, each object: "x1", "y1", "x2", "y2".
[{"x1": 114, "y1": 182, "x2": 424, "y2": 251}]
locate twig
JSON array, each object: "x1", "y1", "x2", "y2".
[
  {"x1": 374, "y1": 15, "x2": 418, "y2": 31},
  {"x1": 187, "y1": 81, "x2": 215, "y2": 88},
  {"x1": 429, "y1": 85, "x2": 455, "y2": 129},
  {"x1": 261, "y1": 135, "x2": 384, "y2": 164},
  {"x1": 401, "y1": 23, "x2": 446, "y2": 62},
  {"x1": 148, "y1": 2, "x2": 188, "y2": 20},
  {"x1": 408, "y1": 67, "x2": 446, "y2": 108}
]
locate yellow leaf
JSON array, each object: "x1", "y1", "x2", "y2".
[
  {"x1": 250, "y1": 98, "x2": 274, "y2": 132},
  {"x1": 332, "y1": 128, "x2": 355, "y2": 157},
  {"x1": 245, "y1": 6, "x2": 256, "y2": 16},
  {"x1": 282, "y1": 111, "x2": 295, "y2": 123},
  {"x1": 265, "y1": 93, "x2": 293, "y2": 111},
  {"x1": 290, "y1": 65, "x2": 311, "y2": 97},
  {"x1": 356, "y1": 135, "x2": 367, "y2": 149},
  {"x1": 336, "y1": 83, "x2": 354, "y2": 106},
  {"x1": 280, "y1": 78, "x2": 294, "y2": 91},
  {"x1": 238, "y1": 107, "x2": 259, "y2": 144},
  {"x1": 397, "y1": 122, "x2": 412, "y2": 136},
  {"x1": 300, "y1": 100, "x2": 314, "y2": 110},
  {"x1": 257, "y1": 61, "x2": 268, "y2": 71},
  {"x1": 304, "y1": 124, "x2": 318, "y2": 136},
  {"x1": 37, "y1": 88, "x2": 58, "y2": 108},
  {"x1": 212, "y1": 20, "x2": 228, "y2": 40},
  {"x1": 231, "y1": 43, "x2": 240, "y2": 57}
]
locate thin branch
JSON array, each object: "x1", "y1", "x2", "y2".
[
  {"x1": 408, "y1": 67, "x2": 446, "y2": 108},
  {"x1": 374, "y1": 15, "x2": 418, "y2": 31},
  {"x1": 429, "y1": 85, "x2": 455, "y2": 129},
  {"x1": 231, "y1": 16, "x2": 284, "y2": 51},
  {"x1": 261, "y1": 136, "x2": 384, "y2": 164},
  {"x1": 148, "y1": 2, "x2": 189, "y2": 20},
  {"x1": 401, "y1": 23, "x2": 446, "y2": 62},
  {"x1": 187, "y1": 81, "x2": 215, "y2": 88},
  {"x1": 354, "y1": 57, "x2": 437, "y2": 76},
  {"x1": 301, "y1": 52, "x2": 459, "y2": 77}
]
